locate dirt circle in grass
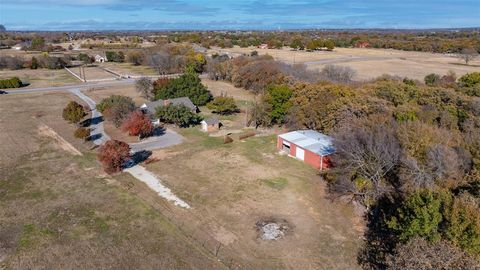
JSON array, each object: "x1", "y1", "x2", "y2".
[{"x1": 256, "y1": 218, "x2": 291, "y2": 240}]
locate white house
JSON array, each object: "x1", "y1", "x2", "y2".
[{"x1": 95, "y1": 54, "x2": 107, "y2": 63}]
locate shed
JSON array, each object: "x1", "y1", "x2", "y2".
[
  {"x1": 277, "y1": 130, "x2": 335, "y2": 170},
  {"x1": 201, "y1": 118, "x2": 220, "y2": 132}
]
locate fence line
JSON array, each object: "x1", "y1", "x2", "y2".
[{"x1": 64, "y1": 67, "x2": 86, "y2": 82}]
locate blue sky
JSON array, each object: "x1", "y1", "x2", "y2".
[{"x1": 1, "y1": 0, "x2": 479, "y2": 30}]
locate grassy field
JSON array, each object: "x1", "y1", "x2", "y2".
[
  {"x1": 102, "y1": 62, "x2": 158, "y2": 76},
  {"x1": 69, "y1": 66, "x2": 117, "y2": 81},
  {"x1": 0, "y1": 68, "x2": 79, "y2": 88},
  {"x1": 139, "y1": 129, "x2": 363, "y2": 269},
  {"x1": 0, "y1": 92, "x2": 225, "y2": 269},
  {"x1": 209, "y1": 46, "x2": 480, "y2": 81}
]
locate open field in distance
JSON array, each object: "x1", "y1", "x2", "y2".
[{"x1": 210, "y1": 46, "x2": 480, "y2": 81}]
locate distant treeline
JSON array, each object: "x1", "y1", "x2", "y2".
[{"x1": 2, "y1": 29, "x2": 479, "y2": 54}]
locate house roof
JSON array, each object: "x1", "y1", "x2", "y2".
[
  {"x1": 279, "y1": 130, "x2": 335, "y2": 156},
  {"x1": 142, "y1": 97, "x2": 196, "y2": 114},
  {"x1": 202, "y1": 118, "x2": 219, "y2": 125}
]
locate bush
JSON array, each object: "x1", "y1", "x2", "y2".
[
  {"x1": 458, "y1": 72, "x2": 480, "y2": 87},
  {"x1": 62, "y1": 101, "x2": 86, "y2": 124},
  {"x1": 74, "y1": 127, "x2": 90, "y2": 140},
  {"x1": 424, "y1": 73, "x2": 441, "y2": 86},
  {"x1": 96, "y1": 95, "x2": 135, "y2": 113},
  {"x1": 155, "y1": 104, "x2": 202, "y2": 127},
  {"x1": 0, "y1": 77, "x2": 22, "y2": 89},
  {"x1": 105, "y1": 51, "x2": 125, "y2": 62},
  {"x1": 206, "y1": 96, "x2": 239, "y2": 115},
  {"x1": 97, "y1": 95, "x2": 136, "y2": 127},
  {"x1": 97, "y1": 140, "x2": 131, "y2": 174},
  {"x1": 121, "y1": 111, "x2": 154, "y2": 137}
]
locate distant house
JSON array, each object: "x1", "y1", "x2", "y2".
[
  {"x1": 201, "y1": 118, "x2": 220, "y2": 132},
  {"x1": 277, "y1": 130, "x2": 335, "y2": 170},
  {"x1": 12, "y1": 44, "x2": 23, "y2": 50},
  {"x1": 11, "y1": 42, "x2": 30, "y2": 50},
  {"x1": 257, "y1": 44, "x2": 269, "y2": 49},
  {"x1": 141, "y1": 97, "x2": 197, "y2": 125},
  {"x1": 95, "y1": 54, "x2": 107, "y2": 63}
]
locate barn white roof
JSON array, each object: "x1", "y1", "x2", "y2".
[{"x1": 279, "y1": 130, "x2": 335, "y2": 156}]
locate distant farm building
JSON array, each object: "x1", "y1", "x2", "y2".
[
  {"x1": 258, "y1": 44, "x2": 269, "y2": 49},
  {"x1": 95, "y1": 54, "x2": 107, "y2": 63},
  {"x1": 277, "y1": 130, "x2": 335, "y2": 170},
  {"x1": 201, "y1": 118, "x2": 220, "y2": 132}
]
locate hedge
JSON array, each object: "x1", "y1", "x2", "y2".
[{"x1": 0, "y1": 77, "x2": 22, "y2": 89}]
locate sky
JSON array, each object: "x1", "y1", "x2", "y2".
[{"x1": 1, "y1": 0, "x2": 479, "y2": 31}]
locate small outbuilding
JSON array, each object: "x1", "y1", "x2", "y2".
[
  {"x1": 277, "y1": 130, "x2": 335, "y2": 170},
  {"x1": 201, "y1": 118, "x2": 220, "y2": 132}
]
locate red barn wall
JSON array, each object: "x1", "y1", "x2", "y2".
[{"x1": 277, "y1": 136, "x2": 331, "y2": 170}]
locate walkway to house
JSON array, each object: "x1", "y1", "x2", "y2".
[{"x1": 124, "y1": 165, "x2": 191, "y2": 209}]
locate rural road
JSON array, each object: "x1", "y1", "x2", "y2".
[{"x1": 6, "y1": 81, "x2": 183, "y2": 152}]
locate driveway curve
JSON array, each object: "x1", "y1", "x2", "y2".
[{"x1": 68, "y1": 89, "x2": 183, "y2": 151}]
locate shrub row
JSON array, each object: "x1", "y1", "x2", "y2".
[{"x1": 0, "y1": 77, "x2": 22, "y2": 89}]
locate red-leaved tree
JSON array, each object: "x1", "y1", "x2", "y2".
[
  {"x1": 97, "y1": 140, "x2": 131, "y2": 174},
  {"x1": 121, "y1": 111, "x2": 154, "y2": 138}
]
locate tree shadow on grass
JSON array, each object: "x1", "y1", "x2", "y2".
[
  {"x1": 80, "y1": 116, "x2": 104, "y2": 128},
  {"x1": 125, "y1": 150, "x2": 152, "y2": 168},
  {"x1": 87, "y1": 133, "x2": 102, "y2": 142},
  {"x1": 151, "y1": 126, "x2": 166, "y2": 137}
]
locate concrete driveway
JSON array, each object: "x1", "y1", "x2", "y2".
[{"x1": 130, "y1": 129, "x2": 183, "y2": 152}]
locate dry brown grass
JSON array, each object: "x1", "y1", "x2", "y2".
[
  {"x1": 69, "y1": 66, "x2": 117, "y2": 81},
  {"x1": 83, "y1": 85, "x2": 147, "y2": 106},
  {"x1": 133, "y1": 129, "x2": 364, "y2": 269},
  {"x1": 0, "y1": 92, "x2": 224, "y2": 269},
  {"x1": 0, "y1": 68, "x2": 79, "y2": 88},
  {"x1": 102, "y1": 62, "x2": 158, "y2": 76},
  {"x1": 209, "y1": 46, "x2": 480, "y2": 81},
  {"x1": 202, "y1": 78, "x2": 256, "y2": 102}
]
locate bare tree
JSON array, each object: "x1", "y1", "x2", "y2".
[
  {"x1": 320, "y1": 64, "x2": 357, "y2": 83},
  {"x1": 387, "y1": 237, "x2": 480, "y2": 270},
  {"x1": 332, "y1": 119, "x2": 401, "y2": 205},
  {"x1": 135, "y1": 77, "x2": 153, "y2": 101},
  {"x1": 458, "y1": 48, "x2": 478, "y2": 65}
]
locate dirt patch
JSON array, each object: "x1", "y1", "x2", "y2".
[
  {"x1": 37, "y1": 124, "x2": 82, "y2": 156},
  {"x1": 256, "y1": 218, "x2": 291, "y2": 240}
]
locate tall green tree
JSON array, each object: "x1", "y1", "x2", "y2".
[
  {"x1": 154, "y1": 68, "x2": 212, "y2": 106},
  {"x1": 263, "y1": 84, "x2": 292, "y2": 124},
  {"x1": 387, "y1": 190, "x2": 444, "y2": 242}
]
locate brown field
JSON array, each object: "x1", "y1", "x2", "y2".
[
  {"x1": 137, "y1": 129, "x2": 363, "y2": 269},
  {"x1": 0, "y1": 92, "x2": 224, "y2": 269},
  {"x1": 202, "y1": 78, "x2": 256, "y2": 102},
  {"x1": 209, "y1": 46, "x2": 480, "y2": 81},
  {"x1": 0, "y1": 68, "x2": 79, "y2": 88},
  {"x1": 102, "y1": 62, "x2": 158, "y2": 76},
  {"x1": 83, "y1": 84, "x2": 146, "y2": 105},
  {"x1": 69, "y1": 66, "x2": 117, "y2": 81}
]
